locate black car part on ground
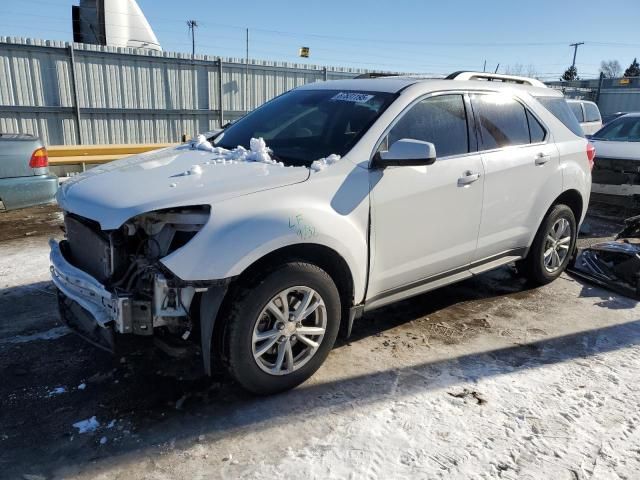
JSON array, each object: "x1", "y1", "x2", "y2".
[{"x1": 568, "y1": 215, "x2": 640, "y2": 300}]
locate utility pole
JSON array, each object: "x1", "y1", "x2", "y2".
[
  {"x1": 187, "y1": 20, "x2": 198, "y2": 56},
  {"x1": 494, "y1": 63, "x2": 500, "y2": 74},
  {"x1": 483, "y1": 60, "x2": 486, "y2": 73},
  {"x1": 244, "y1": 28, "x2": 249, "y2": 112},
  {"x1": 570, "y1": 42, "x2": 584, "y2": 69}
]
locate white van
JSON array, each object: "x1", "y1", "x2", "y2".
[{"x1": 567, "y1": 99, "x2": 603, "y2": 135}]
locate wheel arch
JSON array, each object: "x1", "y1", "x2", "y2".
[
  {"x1": 552, "y1": 189, "x2": 584, "y2": 225},
  {"x1": 230, "y1": 243, "x2": 355, "y2": 315}
]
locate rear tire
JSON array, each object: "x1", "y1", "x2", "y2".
[
  {"x1": 518, "y1": 204, "x2": 577, "y2": 286},
  {"x1": 224, "y1": 262, "x2": 341, "y2": 395}
]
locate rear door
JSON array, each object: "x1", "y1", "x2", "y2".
[{"x1": 470, "y1": 92, "x2": 562, "y2": 263}]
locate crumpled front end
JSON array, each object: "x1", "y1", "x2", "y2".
[{"x1": 50, "y1": 206, "x2": 216, "y2": 358}]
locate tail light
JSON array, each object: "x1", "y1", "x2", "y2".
[
  {"x1": 29, "y1": 147, "x2": 49, "y2": 168},
  {"x1": 586, "y1": 142, "x2": 595, "y2": 171}
]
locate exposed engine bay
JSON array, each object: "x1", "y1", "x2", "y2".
[{"x1": 59, "y1": 206, "x2": 211, "y2": 351}]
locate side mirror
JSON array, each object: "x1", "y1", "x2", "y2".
[{"x1": 372, "y1": 139, "x2": 437, "y2": 168}]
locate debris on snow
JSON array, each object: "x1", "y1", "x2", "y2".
[
  {"x1": 47, "y1": 386, "x2": 66, "y2": 397},
  {"x1": 73, "y1": 416, "x2": 100, "y2": 434},
  {"x1": 447, "y1": 388, "x2": 487, "y2": 405},
  {"x1": 310, "y1": 154, "x2": 341, "y2": 172},
  {"x1": 77, "y1": 383, "x2": 86, "y2": 390}
]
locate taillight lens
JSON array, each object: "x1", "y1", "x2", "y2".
[
  {"x1": 29, "y1": 147, "x2": 48, "y2": 168},
  {"x1": 586, "y1": 142, "x2": 595, "y2": 171}
]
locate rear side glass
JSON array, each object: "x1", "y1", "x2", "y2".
[
  {"x1": 569, "y1": 102, "x2": 585, "y2": 122},
  {"x1": 387, "y1": 94, "x2": 469, "y2": 157},
  {"x1": 472, "y1": 93, "x2": 530, "y2": 150},
  {"x1": 584, "y1": 103, "x2": 601, "y2": 123},
  {"x1": 527, "y1": 111, "x2": 546, "y2": 143},
  {"x1": 535, "y1": 97, "x2": 584, "y2": 137}
]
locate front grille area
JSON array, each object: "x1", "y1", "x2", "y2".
[
  {"x1": 592, "y1": 157, "x2": 640, "y2": 185},
  {"x1": 64, "y1": 214, "x2": 127, "y2": 284}
]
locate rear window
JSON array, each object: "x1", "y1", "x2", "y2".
[
  {"x1": 535, "y1": 97, "x2": 584, "y2": 137},
  {"x1": 471, "y1": 93, "x2": 531, "y2": 149},
  {"x1": 584, "y1": 103, "x2": 601, "y2": 123}
]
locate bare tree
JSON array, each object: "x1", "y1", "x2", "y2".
[{"x1": 600, "y1": 60, "x2": 622, "y2": 78}]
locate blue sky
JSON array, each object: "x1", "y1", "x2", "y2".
[{"x1": 1, "y1": 0, "x2": 640, "y2": 79}]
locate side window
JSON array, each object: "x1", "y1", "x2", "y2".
[
  {"x1": 472, "y1": 93, "x2": 530, "y2": 150},
  {"x1": 584, "y1": 103, "x2": 601, "y2": 123},
  {"x1": 526, "y1": 110, "x2": 546, "y2": 143},
  {"x1": 569, "y1": 102, "x2": 585, "y2": 122},
  {"x1": 386, "y1": 94, "x2": 469, "y2": 157}
]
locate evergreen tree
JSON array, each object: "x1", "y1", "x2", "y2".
[
  {"x1": 561, "y1": 66, "x2": 579, "y2": 81},
  {"x1": 624, "y1": 58, "x2": 640, "y2": 77}
]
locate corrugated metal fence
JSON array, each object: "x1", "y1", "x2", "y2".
[
  {"x1": 0, "y1": 37, "x2": 370, "y2": 145},
  {"x1": 546, "y1": 77, "x2": 640, "y2": 116}
]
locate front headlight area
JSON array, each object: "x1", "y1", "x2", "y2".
[{"x1": 109, "y1": 205, "x2": 211, "y2": 344}]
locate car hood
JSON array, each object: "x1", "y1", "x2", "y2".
[
  {"x1": 590, "y1": 140, "x2": 640, "y2": 160},
  {"x1": 57, "y1": 145, "x2": 310, "y2": 229}
]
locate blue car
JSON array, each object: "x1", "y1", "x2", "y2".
[{"x1": 0, "y1": 133, "x2": 58, "y2": 211}]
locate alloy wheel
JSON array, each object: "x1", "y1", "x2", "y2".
[
  {"x1": 251, "y1": 286, "x2": 327, "y2": 376},
  {"x1": 543, "y1": 217, "x2": 572, "y2": 273}
]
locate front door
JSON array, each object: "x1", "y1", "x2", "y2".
[{"x1": 367, "y1": 93, "x2": 484, "y2": 301}]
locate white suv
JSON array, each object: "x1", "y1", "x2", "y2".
[{"x1": 51, "y1": 72, "x2": 593, "y2": 394}]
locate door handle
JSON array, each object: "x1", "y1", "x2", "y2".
[
  {"x1": 535, "y1": 153, "x2": 551, "y2": 166},
  {"x1": 458, "y1": 171, "x2": 481, "y2": 186}
]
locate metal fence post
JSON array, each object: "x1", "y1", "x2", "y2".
[
  {"x1": 217, "y1": 58, "x2": 224, "y2": 127},
  {"x1": 595, "y1": 72, "x2": 605, "y2": 105},
  {"x1": 67, "y1": 44, "x2": 83, "y2": 145}
]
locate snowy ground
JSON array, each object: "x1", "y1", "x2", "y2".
[{"x1": 1, "y1": 203, "x2": 640, "y2": 479}]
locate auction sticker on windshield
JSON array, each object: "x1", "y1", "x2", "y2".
[{"x1": 331, "y1": 92, "x2": 375, "y2": 103}]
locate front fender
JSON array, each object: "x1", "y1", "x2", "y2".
[{"x1": 161, "y1": 167, "x2": 371, "y2": 303}]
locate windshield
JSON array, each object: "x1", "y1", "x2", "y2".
[
  {"x1": 592, "y1": 116, "x2": 640, "y2": 142},
  {"x1": 535, "y1": 96, "x2": 584, "y2": 137},
  {"x1": 214, "y1": 89, "x2": 396, "y2": 166}
]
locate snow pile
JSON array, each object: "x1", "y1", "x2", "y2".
[
  {"x1": 47, "y1": 386, "x2": 66, "y2": 397},
  {"x1": 73, "y1": 416, "x2": 100, "y2": 434},
  {"x1": 310, "y1": 154, "x2": 341, "y2": 172},
  {"x1": 192, "y1": 135, "x2": 283, "y2": 167}
]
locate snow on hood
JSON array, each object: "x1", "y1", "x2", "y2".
[
  {"x1": 192, "y1": 135, "x2": 285, "y2": 167},
  {"x1": 310, "y1": 154, "x2": 341, "y2": 172},
  {"x1": 57, "y1": 139, "x2": 310, "y2": 229},
  {"x1": 193, "y1": 135, "x2": 341, "y2": 173}
]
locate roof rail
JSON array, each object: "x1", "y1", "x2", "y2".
[{"x1": 446, "y1": 71, "x2": 547, "y2": 88}]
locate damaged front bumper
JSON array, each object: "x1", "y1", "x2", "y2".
[
  {"x1": 50, "y1": 238, "x2": 196, "y2": 344},
  {"x1": 50, "y1": 238, "x2": 120, "y2": 327}
]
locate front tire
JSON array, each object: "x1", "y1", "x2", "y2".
[
  {"x1": 224, "y1": 262, "x2": 341, "y2": 395},
  {"x1": 519, "y1": 204, "x2": 577, "y2": 286}
]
